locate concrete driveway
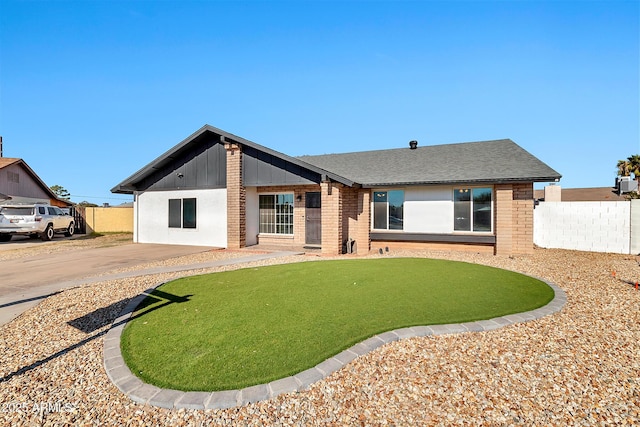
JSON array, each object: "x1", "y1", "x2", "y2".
[{"x1": 0, "y1": 242, "x2": 214, "y2": 325}]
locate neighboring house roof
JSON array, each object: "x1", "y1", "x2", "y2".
[
  {"x1": 0, "y1": 157, "x2": 72, "y2": 205},
  {"x1": 112, "y1": 124, "x2": 355, "y2": 194},
  {"x1": 534, "y1": 187, "x2": 626, "y2": 202},
  {"x1": 298, "y1": 139, "x2": 561, "y2": 187}
]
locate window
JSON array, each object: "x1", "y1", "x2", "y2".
[
  {"x1": 168, "y1": 198, "x2": 197, "y2": 229},
  {"x1": 7, "y1": 171, "x2": 19, "y2": 183},
  {"x1": 454, "y1": 188, "x2": 492, "y2": 232},
  {"x1": 259, "y1": 194, "x2": 293, "y2": 234},
  {"x1": 47, "y1": 207, "x2": 64, "y2": 216},
  {"x1": 372, "y1": 190, "x2": 404, "y2": 230}
]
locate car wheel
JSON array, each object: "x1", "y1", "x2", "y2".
[
  {"x1": 0, "y1": 234, "x2": 11, "y2": 242},
  {"x1": 41, "y1": 224, "x2": 54, "y2": 241},
  {"x1": 64, "y1": 222, "x2": 75, "y2": 237}
]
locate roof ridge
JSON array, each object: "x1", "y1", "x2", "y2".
[{"x1": 297, "y1": 139, "x2": 514, "y2": 158}]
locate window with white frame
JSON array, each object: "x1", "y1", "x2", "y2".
[
  {"x1": 259, "y1": 194, "x2": 294, "y2": 234},
  {"x1": 372, "y1": 190, "x2": 404, "y2": 230},
  {"x1": 453, "y1": 188, "x2": 492, "y2": 232}
]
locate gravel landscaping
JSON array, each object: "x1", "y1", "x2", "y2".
[{"x1": 0, "y1": 237, "x2": 638, "y2": 425}]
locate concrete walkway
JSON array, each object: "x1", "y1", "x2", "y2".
[
  {"x1": 103, "y1": 274, "x2": 566, "y2": 410},
  {"x1": 0, "y1": 240, "x2": 298, "y2": 326}
]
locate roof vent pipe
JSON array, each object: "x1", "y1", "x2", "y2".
[{"x1": 409, "y1": 140, "x2": 418, "y2": 150}]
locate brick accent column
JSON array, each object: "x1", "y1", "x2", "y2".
[
  {"x1": 225, "y1": 142, "x2": 246, "y2": 249},
  {"x1": 351, "y1": 189, "x2": 371, "y2": 254},
  {"x1": 494, "y1": 184, "x2": 513, "y2": 256},
  {"x1": 321, "y1": 181, "x2": 342, "y2": 256},
  {"x1": 512, "y1": 183, "x2": 534, "y2": 254},
  {"x1": 495, "y1": 183, "x2": 535, "y2": 255}
]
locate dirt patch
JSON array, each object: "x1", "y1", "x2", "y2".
[{"x1": 0, "y1": 233, "x2": 133, "y2": 261}]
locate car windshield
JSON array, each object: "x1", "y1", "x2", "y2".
[{"x1": 0, "y1": 207, "x2": 34, "y2": 215}]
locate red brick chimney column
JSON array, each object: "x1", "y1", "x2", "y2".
[
  {"x1": 494, "y1": 184, "x2": 513, "y2": 256},
  {"x1": 494, "y1": 183, "x2": 534, "y2": 255},
  {"x1": 225, "y1": 142, "x2": 246, "y2": 249},
  {"x1": 321, "y1": 181, "x2": 343, "y2": 256}
]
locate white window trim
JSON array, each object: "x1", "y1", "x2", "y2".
[{"x1": 258, "y1": 192, "x2": 295, "y2": 236}]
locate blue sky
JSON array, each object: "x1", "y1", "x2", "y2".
[{"x1": 1, "y1": 0, "x2": 638, "y2": 205}]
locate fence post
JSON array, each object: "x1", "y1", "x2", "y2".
[{"x1": 630, "y1": 199, "x2": 640, "y2": 255}]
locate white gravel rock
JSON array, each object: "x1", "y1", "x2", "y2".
[{"x1": 0, "y1": 236, "x2": 638, "y2": 425}]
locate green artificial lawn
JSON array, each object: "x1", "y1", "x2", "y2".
[{"x1": 120, "y1": 258, "x2": 554, "y2": 391}]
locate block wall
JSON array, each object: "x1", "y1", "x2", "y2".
[
  {"x1": 84, "y1": 207, "x2": 133, "y2": 233},
  {"x1": 534, "y1": 201, "x2": 631, "y2": 254}
]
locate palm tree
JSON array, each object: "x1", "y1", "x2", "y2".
[
  {"x1": 628, "y1": 155, "x2": 640, "y2": 179},
  {"x1": 617, "y1": 155, "x2": 640, "y2": 198},
  {"x1": 617, "y1": 159, "x2": 631, "y2": 177},
  {"x1": 617, "y1": 155, "x2": 640, "y2": 179}
]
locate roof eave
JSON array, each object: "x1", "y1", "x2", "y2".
[
  {"x1": 218, "y1": 131, "x2": 355, "y2": 187},
  {"x1": 112, "y1": 124, "x2": 356, "y2": 193},
  {"x1": 362, "y1": 176, "x2": 562, "y2": 188}
]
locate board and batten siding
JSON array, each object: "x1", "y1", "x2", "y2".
[
  {"x1": 1, "y1": 162, "x2": 52, "y2": 202},
  {"x1": 134, "y1": 189, "x2": 227, "y2": 247}
]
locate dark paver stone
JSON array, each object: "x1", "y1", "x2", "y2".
[
  {"x1": 333, "y1": 349, "x2": 359, "y2": 365},
  {"x1": 316, "y1": 357, "x2": 343, "y2": 376},
  {"x1": 206, "y1": 390, "x2": 239, "y2": 410},
  {"x1": 149, "y1": 389, "x2": 185, "y2": 409},
  {"x1": 294, "y1": 368, "x2": 324, "y2": 389},
  {"x1": 394, "y1": 328, "x2": 416, "y2": 339},
  {"x1": 377, "y1": 331, "x2": 400, "y2": 343},
  {"x1": 410, "y1": 325, "x2": 433, "y2": 336},
  {"x1": 175, "y1": 392, "x2": 211, "y2": 410},
  {"x1": 269, "y1": 376, "x2": 299, "y2": 397},
  {"x1": 128, "y1": 383, "x2": 162, "y2": 405},
  {"x1": 241, "y1": 384, "x2": 270, "y2": 404}
]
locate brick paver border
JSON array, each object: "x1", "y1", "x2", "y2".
[{"x1": 104, "y1": 274, "x2": 566, "y2": 410}]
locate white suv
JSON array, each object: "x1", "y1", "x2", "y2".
[{"x1": 0, "y1": 203, "x2": 75, "y2": 242}]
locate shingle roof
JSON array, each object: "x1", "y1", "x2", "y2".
[
  {"x1": 0, "y1": 157, "x2": 67, "y2": 203},
  {"x1": 0, "y1": 158, "x2": 21, "y2": 169},
  {"x1": 112, "y1": 125, "x2": 354, "y2": 193},
  {"x1": 298, "y1": 139, "x2": 561, "y2": 187}
]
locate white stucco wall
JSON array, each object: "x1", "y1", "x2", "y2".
[
  {"x1": 134, "y1": 189, "x2": 227, "y2": 247},
  {"x1": 403, "y1": 186, "x2": 455, "y2": 233}
]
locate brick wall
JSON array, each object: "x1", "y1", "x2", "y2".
[
  {"x1": 255, "y1": 184, "x2": 320, "y2": 246},
  {"x1": 321, "y1": 181, "x2": 342, "y2": 256},
  {"x1": 341, "y1": 187, "x2": 370, "y2": 254},
  {"x1": 495, "y1": 183, "x2": 535, "y2": 255},
  {"x1": 225, "y1": 143, "x2": 245, "y2": 248},
  {"x1": 494, "y1": 184, "x2": 513, "y2": 255},
  {"x1": 513, "y1": 183, "x2": 534, "y2": 254}
]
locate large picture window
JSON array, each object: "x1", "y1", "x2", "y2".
[
  {"x1": 259, "y1": 194, "x2": 294, "y2": 234},
  {"x1": 454, "y1": 188, "x2": 492, "y2": 232},
  {"x1": 372, "y1": 190, "x2": 404, "y2": 230},
  {"x1": 168, "y1": 198, "x2": 197, "y2": 229}
]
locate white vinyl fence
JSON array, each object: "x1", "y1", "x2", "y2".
[{"x1": 534, "y1": 200, "x2": 640, "y2": 254}]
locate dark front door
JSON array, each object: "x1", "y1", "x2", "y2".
[{"x1": 305, "y1": 192, "x2": 321, "y2": 245}]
